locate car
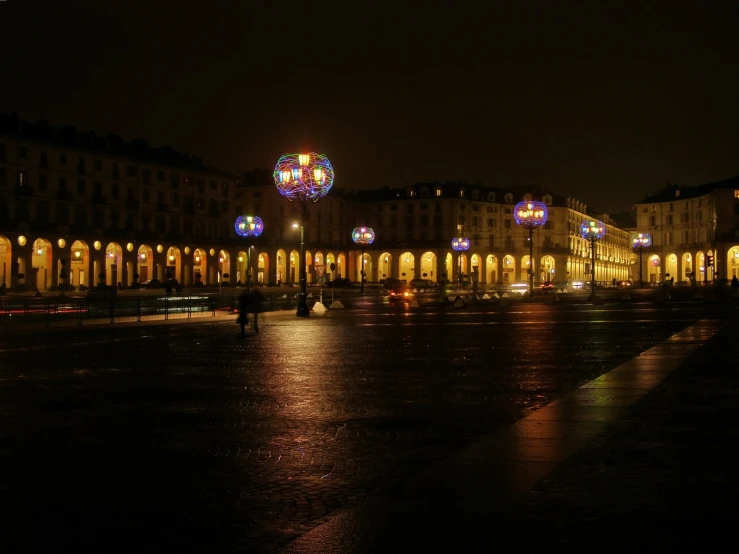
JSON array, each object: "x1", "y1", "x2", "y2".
[
  {"x1": 539, "y1": 281, "x2": 554, "y2": 290},
  {"x1": 388, "y1": 286, "x2": 414, "y2": 301},
  {"x1": 410, "y1": 278, "x2": 437, "y2": 290},
  {"x1": 141, "y1": 279, "x2": 162, "y2": 289},
  {"x1": 383, "y1": 278, "x2": 404, "y2": 289}
]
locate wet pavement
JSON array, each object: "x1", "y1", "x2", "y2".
[{"x1": 0, "y1": 300, "x2": 735, "y2": 552}]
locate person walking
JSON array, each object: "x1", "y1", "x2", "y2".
[
  {"x1": 237, "y1": 290, "x2": 252, "y2": 337},
  {"x1": 249, "y1": 287, "x2": 265, "y2": 333},
  {"x1": 731, "y1": 275, "x2": 738, "y2": 289}
]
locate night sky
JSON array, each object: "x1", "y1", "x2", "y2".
[{"x1": 2, "y1": 0, "x2": 738, "y2": 213}]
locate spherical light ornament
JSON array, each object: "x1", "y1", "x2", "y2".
[
  {"x1": 452, "y1": 237, "x2": 470, "y2": 251},
  {"x1": 235, "y1": 215, "x2": 264, "y2": 237},
  {"x1": 209, "y1": 248, "x2": 215, "y2": 257},
  {"x1": 18, "y1": 236, "x2": 27, "y2": 247},
  {"x1": 58, "y1": 238, "x2": 66, "y2": 249},
  {"x1": 184, "y1": 247, "x2": 191, "y2": 255},
  {"x1": 514, "y1": 201, "x2": 548, "y2": 229},
  {"x1": 273, "y1": 153, "x2": 334, "y2": 202},
  {"x1": 126, "y1": 243, "x2": 134, "y2": 252},
  {"x1": 93, "y1": 241, "x2": 102, "y2": 251},
  {"x1": 580, "y1": 219, "x2": 606, "y2": 241},
  {"x1": 352, "y1": 227, "x2": 375, "y2": 245},
  {"x1": 156, "y1": 244, "x2": 164, "y2": 254},
  {"x1": 631, "y1": 232, "x2": 652, "y2": 248}
]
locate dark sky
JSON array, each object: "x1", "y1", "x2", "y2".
[{"x1": 2, "y1": 0, "x2": 738, "y2": 213}]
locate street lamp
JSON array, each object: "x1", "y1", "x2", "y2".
[
  {"x1": 631, "y1": 232, "x2": 651, "y2": 288},
  {"x1": 235, "y1": 215, "x2": 264, "y2": 292},
  {"x1": 580, "y1": 219, "x2": 606, "y2": 300},
  {"x1": 514, "y1": 201, "x2": 548, "y2": 300},
  {"x1": 274, "y1": 152, "x2": 335, "y2": 317},
  {"x1": 451, "y1": 236, "x2": 470, "y2": 289},
  {"x1": 352, "y1": 227, "x2": 375, "y2": 294}
]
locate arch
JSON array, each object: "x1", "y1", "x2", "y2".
[
  {"x1": 166, "y1": 246, "x2": 182, "y2": 283},
  {"x1": 337, "y1": 253, "x2": 346, "y2": 278},
  {"x1": 257, "y1": 251, "x2": 269, "y2": 285},
  {"x1": 420, "y1": 251, "x2": 436, "y2": 281},
  {"x1": 470, "y1": 254, "x2": 482, "y2": 284},
  {"x1": 70, "y1": 240, "x2": 90, "y2": 288},
  {"x1": 288, "y1": 249, "x2": 299, "y2": 284},
  {"x1": 399, "y1": 252, "x2": 414, "y2": 282},
  {"x1": 236, "y1": 250, "x2": 248, "y2": 285},
  {"x1": 520, "y1": 255, "x2": 531, "y2": 283},
  {"x1": 305, "y1": 250, "x2": 313, "y2": 284},
  {"x1": 379, "y1": 252, "x2": 393, "y2": 280},
  {"x1": 218, "y1": 249, "x2": 230, "y2": 283},
  {"x1": 486, "y1": 254, "x2": 498, "y2": 284},
  {"x1": 665, "y1": 253, "x2": 678, "y2": 283},
  {"x1": 32, "y1": 238, "x2": 53, "y2": 291},
  {"x1": 727, "y1": 246, "x2": 739, "y2": 279},
  {"x1": 0, "y1": 235, "x2": 10, "y2": 288},
  {"x1": 707, "y1": 249, "x2": 715, "y2": 281},
  {"x1": 326, "y1": 252, "x2": 336, "y2": 280},
  {"x1": 648, "y1": 254, "x2": 661, "y2": 284},
  {"x1": 696, "y1": 251, "x2": 705, "y2": 282},
  {"x1": 444, "y1": 252, "x2": 453, "y2": 283},
  {"x1": 105, "y1": 242, "x2": 123, "y2": 287},
  {"x1": 681, "y1": 252, "x2": 693, "y2": 282},
  {"x1": 540, "y1": 255, "x2": 555, "y2": 283},
  {"x1": 502, "y1": 255, "x2": 515, "y2": 284},
  {"x1": 275, "y1": 248, "x2": 287, "y2": 285},
  {"x1": 487, "y1": 192, "x2": 496, "y2": 202},
  {"x1": 137, "y1": 244, "x2": 153, "y2": 283},
  {"x1": 193, "y1": 248, "x2": 207, "y2": 286},
  {"x1": 358, "y1": 252, "x2": 374, "y2": 282}
]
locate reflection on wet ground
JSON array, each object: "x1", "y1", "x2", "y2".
[{"x1": 0, "y1": 302, "x2": 729, "y2": 552}]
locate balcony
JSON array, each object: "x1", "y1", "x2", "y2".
[
  {"x1": 92, "y1": 193, "x2": 108, "y2": 205},
  {"x1": 56, "y1": 190, "x2": 72, "y2": 201},
  {"x1": 15, "y1": 186, "x2": 34, "y2": 197},
  {"x1": 155, "y1": 202, "x2": 169, "y2": 212}
]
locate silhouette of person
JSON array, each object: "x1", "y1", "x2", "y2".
[
  {"x1": 249, "y1": 287, "x2": 265, "y2": 333},
  {"x1": 237, "y1": 290, "x2": 252, "y2": 337}
]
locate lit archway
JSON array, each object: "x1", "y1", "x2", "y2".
[
  {"x1": 236, "y1": 250, "x2": 247, "y2": 285},
  {"x1": 218, "y1": 250, "x2": 230, "y2": 284},
  {"x1": 288, "y1": 249, "x2": 299, "y2": 284},
  {"x1": 257, "y1": 252, "x2": 269, "y2": 285},
  {"x1": 193, "y1": 248, "x2": 207, "y2": 286},
  {"x1": 399, "y1": 252, "x2": 414, "y2": 282},
  {"x1": 470, "y1": 254, "x2": 481, "y2": 284},
  {"x1": 275, "y1": 248, "x2": 287, "y2": 285},
  {"x1": 502, "y1": 255, "x2": 515, "y2": 284},
  {"x1": 105, "y1": 242, "x2": 123, "y2": 286},
  {"x1": 520, "y1": 255, "x2": 531, "y2": 283},
  {"x1": 444, "y1": 252, "x2": 453, "y2": 283},
  {"x1": 682, "y1": 252, "x2": 693, "y2": 282},
  {"x1": 326, "y1": 252, "x2": 336, "y2": 281},
  {"x1": 707, "y1": 249, "x2": 715, "y2": 281},
  {"x1": 648, "y1": 254, "x2": 661, "y2": 284},
  {"x1": 337, "y1": 253, "x2": 346, "y2": 278},
  {"x1": 664, "y1": 253, "x2": 677, "y2": 283},
  {"x1": 540, "y1": 255, "x2": 555, "y2": 283},
  {"x1": 727, "y1": 246, "x2": 739, "y2": 279},
  {"x1": 305, "y1": 250, "x2": 313, "y2": 284},
  {"x1": 32, "y1": 238, "x2": 53, "y2": 291},
  {"x1": 420, "y1": 251, "x2": 436, "y2": 282},
  {"x1": 137, "y1": 244, "x2": 153, "y2": 283},
  {"x1": 360, "y1": 252, "x2": 374, "y2": 282},
  {"x1": 70, "y1": 240, "x2": 90, "y2": 288},
  {"x1": 0, "y1": 235, "x2": 11, "y2": 287},
  {"x1": 166, "y1": 246, "x2": 181, "y2": 283},
  {"x1": 486, "y1": 254, "x2": 498, "y2": 284},
  {"x1": 379, "y1": 252, "x2": 392, "y2": 280}
]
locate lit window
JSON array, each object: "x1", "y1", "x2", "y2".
[
  {"x1": 460, "y1": 189, "x2": 465, "y2": 198},
  {"x1": 734, "y1": 190, "x2": 739, "y2": 198},
  {"x1": 436, "y1": 189, "x2": 442, "y2": 197}
]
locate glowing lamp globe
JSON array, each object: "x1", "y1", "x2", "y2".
[
  {"x1": 580, "y1": 219, "x2": 606, "y2": 240},
  {"x1": 234, "y1": 215, "x2": 264, "y2": 238},
  {"x1": 514, "y1": 201, "x2": 548, "y2": 229},
  {"x1": 631, "y1": 232, "x2": 652, "y2": 248},
  {"x1": 452, "y1": 237, "x2": 470, "y2": 251},
  {"x1": 352, "y1": 227, "x2": 375, "y2": 245},
  {"x1": 273, "y1": 152, "x2": 334, "y2": 202}
]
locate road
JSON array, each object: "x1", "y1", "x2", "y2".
[{"x1": 0, "y1": 299, "x2": 733, "y2": 552}]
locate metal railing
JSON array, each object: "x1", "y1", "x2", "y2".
[{"x1": 0, "y1": 291, "x2": 297, "y2": 330}]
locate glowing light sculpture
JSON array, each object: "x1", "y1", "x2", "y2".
[
  {"x1": 631, "y1": 232, "x2": 651, "y2": 287},
  {"x1": 580, "y1": 219, "x2": 606, "y2": 300},
  {"x1": 514, "y1": 201, "x2": 548, "y2": 300},
  {"x1": 274, "y1": 152, "x2": 335, "y2": 317},
  {"x1": 451, "y1": 236, "x2": 470, "y2": 289},
  {"x1": 352, "y1": 227, "x2": 375, "y2": 294}
]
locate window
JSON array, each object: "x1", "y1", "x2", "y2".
[
  {"x1": 142, "y1": 189, "x2": 150, "y2": 204},
  {"x1": 95, "y1": 159, "x2": 102, "y2": 172},
  {"x1": 407, "y1": 204, "x2": 414, "y2": 214},
  {"x1": 0, "y1": 168, "x2": 5, "y2": 186},
  {"x1": 504, "y1": 219, "x2": 511, "y2": 229},
  {"x1": 649, "y1": 215, "x2": 656, "y2": 226},
  {"x1": 409, "y1": 190, "x2": 415, "y2": 197},
  {"x1": 126, "y1": 164, "x2": 137, "y2": 178},
  {"x1": 111, "y1": 183, "x2": 119, "y2": 199},
  {"x1": 157, "y1": 170, "x2": 165, "y2": 181},
  {"x1": 173, "y1": 193, "x2": 180, "y2": 207},
  {"x1": 75, "y1": 204, "x2": 88, "y2": 225},
  {"x1": 37, "y1": 202, "x2": 51, "y2": 222},
  {"x1": 504, "y1": 207, "x2": 511, "y2": 214},
  {"x1": 487, "y1": 218, "x2": 496, "y2": 227},
  {"x1": 78, "y1": 157, "x2": 86, "y2": 173},
  {"x1": 669, "y1": 203, "x2": 674, "y2": 212},
  {"x1": 92, "y1": 209, "x2": 104, "y2": 228},
  {"x1": 142, "y1": 168, "x2": 151, "y2": 184},
  {"x1": 667, "y1": 214, "x2": 673, "y2": 225},
  {"x1": 459, "y1": 189, "x2": 465, "y2": 198},
  {"x1": 77, "y1": 179, "x2": 86, "y2": 194},
  {"x1": 19, "y1": 146, "x2": 28, "y2": 159},
  {"x1": 436, "y1": 188, "x2": 442, "y2": 197},
  {"x1": 112, "y1": 162, "x2": 119, "y2": 180},
  {"x1": 544, "y1": 221, "x2": 553, "y2": 229},
  {"x1": 171, "y1": 174, "x2": 181, "y2": 188},
  {"x1": 208, "y1": 180, "x2": 217, "y2": 190},
  {"x1": 39, "y1": 174, "x2": 48, "y2": 190},
  {"x1": 40, "y1": 151, "x2": 48, "y2": 168},
  {"x1": 642, "y1": 207, "x2": 648, "y2": 213},
  {"x1": 94, "y1": 181, "x2": 103, "y2": 195},
  {"x1": 18, "y1": 171, "x2": 27, "y2": 186},
  {"x1": 59, "y1": 177, "x2": 67, "y2": 191},
  {"x1": 735, "y1": 190, "x2": 739, "y2": 198},
  {"x1": 60, "y1": 153, "x2": 67, "y2": 165},
  {"x1": 0, "y1": 142, "x2": 6, "y2": 162}
]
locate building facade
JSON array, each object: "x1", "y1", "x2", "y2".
[
  {"x1": 633, "y1": 177, "x2": 739, "y2": 284},
  {"x1": 1, "y1": 114, "x2": 634, "y2": 292}
]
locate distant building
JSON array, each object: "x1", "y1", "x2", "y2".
[{"x1": 634, "y1": 177, "x2": 739, "y2": 284}]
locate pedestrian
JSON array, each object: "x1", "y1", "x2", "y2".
[
  {"x1": 249, "y1": 286, "x2": 265, "y2": 333},
  {"x1": 237, "y1": 290, "x2": 252, "y2": 337},
  {"x1": 731, "y1": 275, "x2": 738, "y2": 289}
]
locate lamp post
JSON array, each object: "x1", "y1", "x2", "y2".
[
  {"x1": 514, "y1": 201, "x2": 548, "y2": 300},
  {"x1": 235, "y1": 215, "x2": 264, "y2": 292},
  {"x1": 352, "y1": 227, "x2": 375, "y2": 294},
  {"x1": 274, "y1": 153, "x2": 334, "y2": 317},
  {"x1": 451, "y1": 236, "x2": 470, "y2": 289},
  {"x1": 580, "y1": 219, "x2": 606, "y2": 300},
  {"x1": 631, "y1": 232, "x2": 651, "y2": 288}
]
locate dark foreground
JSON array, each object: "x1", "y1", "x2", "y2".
[{"x1": 0, "y1": 300, "x2": 736, "y2": 552}]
